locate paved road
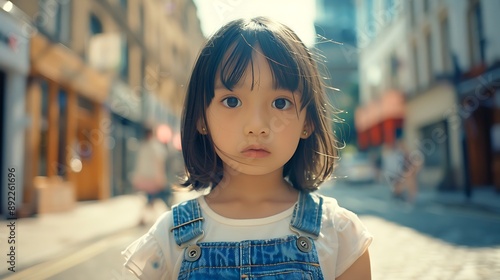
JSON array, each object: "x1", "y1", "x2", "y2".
[
  {"x1": 319, "y1": 182, "x2": 500, "y2": 280},
  {"x1": 5, "y1": 183, "x2": 500, "y2": 279},
  {"x1": 1, "y1": 226, "x2": 147, "y2": 280},
  {"x1": 48, "y1": 227, "x2": 145, "y2": 280}
]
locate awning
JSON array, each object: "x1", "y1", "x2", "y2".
[
  {"x1": 30, "y1": 34, "x2": 111, "y2": 103},
  {"x1": 355, "y1": 90, "x2": 405, "y2": 132}
]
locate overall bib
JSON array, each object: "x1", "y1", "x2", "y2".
[{"x1": 171, "y1": 192, "x2": 325, "y2": 279}]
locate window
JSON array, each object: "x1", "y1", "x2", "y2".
[
  {"x1": 57, "y1": 89, "x2": 68, "y2": 178},
  {"x1": 423, "y1": 0, "x2": 430, "y2": 13},
  {"x1": 468, "y1": 0, "x2": 485, "y2": 67},
  {"x1": 420, "y1": 121, "x2": 449, "y2": 168},
  {"x1": 412, "y1": 44, "x2": 420, "y2": 91},
  {"x1": 119, "y1": 0, "x2": 128, "y2": 9},
  {"x1": 389, "y1": 53, "x2": 399, "y2": 88},
  {"x1": 90, "y1": 13, "x2": 103, "y2": 35},
  {"x1": 120, "y1": 39, "x2": 129, "y2": 81},
  {"x1": 440, "y1": 16, "x2": 452, "y2": 72},
  {"x1": 38, "y1": 80, "x2": 49, "y2": 176},
  {"x1": 38, "y1": 0, "x2": 71, "y2": 43},
  {"x1": 366, "y1": 0, "x2": 376, "y2": 38},
  {"x1": 425, "y1": 32, "x2": 433, "y2": 84},
  {"x1": 409, "y1": 0, "x2": 416, "y2": 27}
]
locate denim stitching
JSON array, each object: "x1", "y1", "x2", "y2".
[{"x1": 177, "y1": 192, "x2": 324, "y2": 279}]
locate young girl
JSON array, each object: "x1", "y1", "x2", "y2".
[{"x1": 122, "y1": 17, "x2": 373, "y2": 279}]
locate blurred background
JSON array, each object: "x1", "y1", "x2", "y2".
[{"x1": 0, "y1": 0, "x2": 499, "y2": 279}]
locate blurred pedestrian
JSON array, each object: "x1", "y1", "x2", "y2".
[
  {"x1": 131, "y1": 127, "x2": 171, "y2": 226},
  {"x1": 382, "y1": 142, "x2": 405, "y2": 199},
  {"x1": 382, "y1": 140, "x2": 421, "y2": 203},
  {"x1": 122, "y1": 17, "x2": 372, "y2": 279},
  {"x1": 398, "y1": 141, "x2": 421, "y2": 203}
]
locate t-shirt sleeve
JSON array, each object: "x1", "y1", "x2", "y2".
[
  {"x1": 334, "y1": 207, "x2": 373, "y2": 278},
  {"x1": 122, "y1": 232, "x2": 167, "y2": 280},
  {"x1": 122, "y1": 211, "x2": 175, "y2": 280}
]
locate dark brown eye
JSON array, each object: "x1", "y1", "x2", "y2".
[
  {"x1": 222, "y1": 97, "x2": 241, "y2": 108},
  {"x1": 272, "y1": 98, "x2": 292, "y2": 110}
]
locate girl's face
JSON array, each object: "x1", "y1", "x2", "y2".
[{"x1": 204, "y1": 51, "x2": 310, "y2": 176}]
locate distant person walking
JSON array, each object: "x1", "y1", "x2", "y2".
[
  {"x1": 398, "y1": 141, "x2": 421, "y2": 203},
  {"x1": 382, "y1": 142, "x2": 405, "y2": 198},
  {"x1": 382, "y1": 140, "x2": 421, "y2": 203},
  {"x1": 131, "y1": 127, "x2": 171, "y2": 226}
]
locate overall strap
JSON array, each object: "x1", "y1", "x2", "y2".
[
  {"x1": 171, "y1": 198, "x2": 204, "y2": 246},
  {"x1": 290, "y1": 192, "x2": 323, "y2": 238}
]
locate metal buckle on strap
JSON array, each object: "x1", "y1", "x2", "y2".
[
  {"x1": 170, "y1": 217, "x2": 204, "y2": 232},
  {"x1": 179, "y1": 230, "x2": 205, "y2": 249},
  {"x1": 289, "y1": 224, "x2": 319, "y2": 240}
]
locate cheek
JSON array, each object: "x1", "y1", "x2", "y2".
[
  {"x1": 206, "y1": 111, "x2": 239, "y2": 150},
  {"x1": 269, "y1": 111, "x2": 306, "y2": 135},
  {"x1": 207, "y1": 110, "x2": 241, "y2": 136}
]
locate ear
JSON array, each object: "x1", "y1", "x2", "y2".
[
  {"x1": 197, "y1": 119, "x2": 208, "y2": 135},
  {"x1": 300, "y1": 121, "x2": 314, "y2": 139}
]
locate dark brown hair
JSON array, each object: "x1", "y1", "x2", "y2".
[{"x1": 180, "y1": 17, "x2": 338, "y2": 192}]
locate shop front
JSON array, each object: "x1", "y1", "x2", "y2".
[
  {"x1": 0, "y1": 10, "x2": 30, "y2": 217},
  {"x1": 355, "y1": 90, "x2": 405, "y2": 150},
  {"x1": 108, "y1": 80, "x2": 143, "y2": 196},
  {"x1": 24, "y1": 33, "x2": 111, "y2": 215},
  {"x1": 457, "y1": 65, "x2": 500, "y2": 192},
  {"x1": 405, "y1": 83, "x2": 462, "y2": 190}
]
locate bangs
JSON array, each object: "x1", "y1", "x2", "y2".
[
  {"x1": 218, "y1": 30, "x2": 305, "y2": 98},
  {"x1": 182, "y1": 17, "x2": 336, "y2": 191}
]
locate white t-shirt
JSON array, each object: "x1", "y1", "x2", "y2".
[{"x1": 122, "y1": 195, "x2": 373, "y2": 280}]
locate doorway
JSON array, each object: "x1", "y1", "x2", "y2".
[{"x1": 74, "y1": 108, "x2": 100, "y2": 200}]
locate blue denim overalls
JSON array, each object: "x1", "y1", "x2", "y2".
[{"x1": 170, "y1": 192, "x2": 325, "y2": 279}]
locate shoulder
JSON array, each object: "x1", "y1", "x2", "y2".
[
  {"x1": 148, "y1": 210, "x2": 174, "y2": 240},
  {"x1": 316, "y1": 193, "x2": 370, "y2": 234},
  {"x1": 122, "y1": 211, "x2": 175, "y2": 279},
  {"x1": 314, "y1": 193, "x2": 373, "y2": 278},
  {"x1": 130, "y1": 210, "x2": 175, "y2": 256}
]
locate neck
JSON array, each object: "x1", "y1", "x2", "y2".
[
  {"x1": 205, "y1": 166, "x2": 299, "y2": 219},
  {"x1": 207, "y1": 167, "x2": 297, "y2": 203}
]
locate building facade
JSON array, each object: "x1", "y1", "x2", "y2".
[
  {"x1": 0, "y1": 3, "x2": 30, "y2": 218},
  {"x1": 0, "y1": 0, "x2": 204, "y2": 217},
  {"x1": 315, "y1": 0, "x2": 359, "y2": 146},
  {"x1": 355, "y1": 0, "x2": 500, "y2": 193}
]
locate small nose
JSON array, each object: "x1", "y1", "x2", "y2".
[
  {"x1": 243, "y1": 107, "x2": 270, "y2": 136},
  {"x1": 245, "y1": 126, "x2": 270, "y2": 136}
]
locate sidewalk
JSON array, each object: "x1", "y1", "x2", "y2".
[
  {"x1": 421, "y1": 185, "x2": 500, "y2": 215},
  {"x1": 0, "y1": 189, "x2": 202, "y2": 273},
  {"x1": 332, "y1": 180, "x2": 500, "y2": 216}
]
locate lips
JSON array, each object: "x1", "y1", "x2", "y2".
[{"x1": 241, "y1": 145, "x2": 271, "y2": 158}]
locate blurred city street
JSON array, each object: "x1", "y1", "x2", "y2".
[
  {"x1": 321, "y1": 182, "x2": 500, "y2": 280},
  {"x1": 2, "y1": 0, "x2": 500, "y2": 279},
  {"x1": 0, "y1": 188, "x2": 202, "y2": 280},
  {"x1": 1, "y1": 181, "x2": 499, "y2": 280}
]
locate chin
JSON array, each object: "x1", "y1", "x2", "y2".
[{"x1": 224, "y1": 162, "x2": 282, "y2": 177}]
